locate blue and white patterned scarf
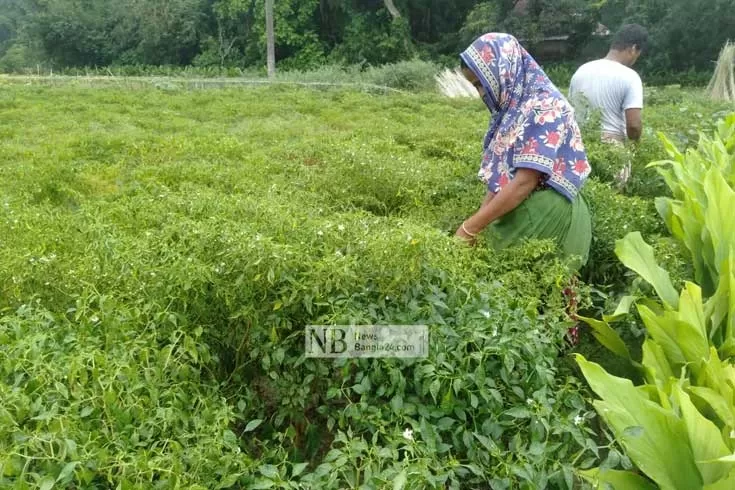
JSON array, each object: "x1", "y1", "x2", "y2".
[{"x1": 460, "y1": 33, "x2": 591, "y2": 201}]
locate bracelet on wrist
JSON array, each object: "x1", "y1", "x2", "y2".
[{"x1": 462, "y1": 222, "x2": 478, "y2": 238}]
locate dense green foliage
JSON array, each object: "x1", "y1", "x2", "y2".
[
  {"x1": 576, "y1": 115, "x2": 735, "y2": 489},
  {"x1": 0, "y1": 77, "x2": 732, "y2": 487},
  {"x1": 0, "y1": 0, "x2": 733, "y2": 82}
]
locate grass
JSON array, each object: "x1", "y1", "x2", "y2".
[{"x1": 0, "y1": 77, "x2": 732, "y2": 488}]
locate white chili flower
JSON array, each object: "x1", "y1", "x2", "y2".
[
  {"x1": 402, "y1": 428, "x2": 414, "y2": 441},
  {"x1": 574, "y1": 415, "x2": 584, "y2": 426}
]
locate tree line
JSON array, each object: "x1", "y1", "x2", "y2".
[{"x1": 0, "y1": 0, "x2": 732, "y2": 76}]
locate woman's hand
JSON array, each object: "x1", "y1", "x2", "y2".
[{"x1": 455, "y1": 222, "x2": 479, "y2": 246}]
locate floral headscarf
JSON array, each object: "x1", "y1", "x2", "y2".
[{"x1": 460, "y1": 33, "x2": 590, "y2": 201}]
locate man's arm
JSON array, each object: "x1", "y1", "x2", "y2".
[
  {"x1": 624, "y1": 74, "x2": 644, "y2": 141},
  {"x1": 625, "y1": 108, "x2": 642, "y2": 141}
]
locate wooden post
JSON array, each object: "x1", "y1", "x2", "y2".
[{"x1": 265, "y1": 0, "x2": 276, "y2": 78}]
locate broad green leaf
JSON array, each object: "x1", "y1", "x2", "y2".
[
  {"x1": 705, "y1": 278, "x2": 731, "y2": 343},
  {"x1": 659, "y1": 313, "x2": 710, "y2": 370},
  {"x1": 615, "y1": 232, "x2": 679, "y2": 309},
  {"x1": 56, "y1": 462, "x2": 78, "y2": 482},
  {"x1": 217, "y1": 473, "x2": 242, "y2": 489},
  {"x1": 578, "y1": 467, "x2": 658, "y2": 490},
  {"x1": 655, "y1": 195, "x2": 676, "y2": 231},
  {"x1": 244, "y1": 419, "x2": 263, "y2": 432},
  {"x1": 393, "y1": 469, "x2": 407, "y2": 490},
  {"x1": 727, "y1": 252, "x2": 735, "y2": 347},
  {"x1": 689, "y1": 386, "x2": 735, "y2": 429},
  {"x1": 719, "y1": 338, "x2": 735, "y2": 360},
  {"x1": 638, "y1": 307, "x2": 710, "y2": 374},
  {"x1": 637, "y1": 305, "x2": 686, "y2": 368},
  {"x1": 473, "y1": 433, "x2": 498, "y2": 453},
  {"x1": 672, "y1": 384, "x2": 732, "y2": 484},
  {"x1": 641, "y1": 339, "x2": 674, "y2": 386},
  {"x1": 704, "y1": 470, "x2": 735, "y2": 490},
  {"x1": 698, "y1": 347, "x2": 734, "y2": 407},
  {"x1": 291, "y1": 463, "x2": 308, "y2": 478},
  {"x1": 578, "y1": 315, "x2": 631, "y2": 360},
  {"x1": 249, "y1": 479, "x2": 275, "y2": 489},
  {"x1": 679, "y1": 282, "x2": 707, "y2": 339},
  {"x1": 672, "y1": 199, "x2": 711, "y2": 294},
  {"x1": 703, "y1": 168, "x2": 735, "y2": 277},
  {"x1": 603, "y1": 295, "x2": 637, "y2": 323},
  {"x1": 577, "y1": 356, "x2": 703, "y2": 490},
  {"x1": 39, "y1": 477, "x2": 55, "y2": 490},
  {"x1": 259, "y1": 464, "x2": 280, "y2": 479}
]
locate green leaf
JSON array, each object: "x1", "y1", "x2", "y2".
[
  {"x1": 603, "y1": 295, "x2": 637, "y2": 323},
  {"x1": 576, "y1": 355, "x2": 703, "y2": 490},
  {"x1": 672, "y1": 384, "x2": 732, "y2": 484},
  {"x1": 703, "y1": 169, "x2": 735, "y2": 281},
  {"x1": 217, "y1": 473, "x2": 242, "y2": 489},
  {"x1": 352, "y1": 376, "x2": 372, "y2": 395},
  {"x1": 689, "y1": 386, "x2": 735, "y2": 428},
  {"x1": 578, "y1": 315, "x2": 631, "y2": 360},
  {"x1": 259, "y1": 464, "x2": 280, "y2": 479},
  {"x1": 505, "y1": 407, "x2": 531, "y2": 419},
  {"x1": 578, "y1": 467, "x2": 658, "y2": 490},
  {"x1": 249, "y1": 479, "x2": 275, "y2": 489},
  {"x1": 393, "y1": 469, "x2": 407, "y2": 490},
  {"x1": 679, "y1": 282, "x2": 707, "y2": 338},
  {"x1": 615, "y1": 232, "x2": 679, "y2": 310},
  {"x1": 637, "y1": 305, "x2": 709, "y2": 369},
  {"x1": 390, "y1": 394, "x2": 403, "y2": 413},
  {"x1": 244, "y1": 419, "x2": 263, "y2": 432},
  {"x1": 291, "y1": 462, "x2": 308, "y2": 478},
  {"x1": 641, "y1": 339, "x2": 674, "y2": 386},
  {"x1": 474, "y1": 433, "x2": 497, "y2": 453},
  {"x1": 705, "y1": 275, "x2": 731, "y2": 343},
  {"x1": 704, "y1": 471, "x2": 735, "y2": 490},
  {"x1": 727, "y1": 252, "x2": 735, "y2": 346},
  {"x1": 56, "y1": 462, "x2": 78, "y2": 482},
  {"x1": 699, "y1": 347, "x2": 735, "y2": 406},
  {"x1": 464, "y1": 464, "x2": 483, "y2": 477},
  {"x1": 39, "y1": 476, "x2": 55, "y2": 490},
  {"x1": 429, "y1": 379, "x2": 441, "y2": 402}
]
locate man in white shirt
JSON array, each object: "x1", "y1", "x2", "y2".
[
  {"x1": 570, "y1": 24, "x2": 648, "y2": 142},
  {"x1": 569, "y1": 24, "x2": 649, "y2": 184}
]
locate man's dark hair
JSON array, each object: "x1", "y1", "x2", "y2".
[{"x1": 611, "y1": 24, "x2": 649, "y2": 52}]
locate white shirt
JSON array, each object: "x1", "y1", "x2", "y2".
[{"x1": 568, "y1": 59, "x2": 643, "y2": 141}]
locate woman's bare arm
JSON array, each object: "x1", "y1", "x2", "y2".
[{"x1": 457, "y1": 168, "x2": 540, "y2": 240}]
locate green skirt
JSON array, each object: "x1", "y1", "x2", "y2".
[{"x1": 488, "y1": 189, "x2": 592, "y2": 271}]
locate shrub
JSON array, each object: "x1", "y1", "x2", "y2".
[
  {"x1": 364, "y1": 59, "x2": 441, "y2": 92},
  {"x1": 576, "y1": 114, "x2": 735, "y2": 489},
  {"x1": 0, "y1": 300, "x2": 253, "y2": 488},
  {"x1": 581, "y1": 179, "x2": 667, "y2": 288}
]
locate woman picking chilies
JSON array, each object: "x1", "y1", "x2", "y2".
[{"x1": 455, "y1": 33, "x2": 593, "y2": 344}]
